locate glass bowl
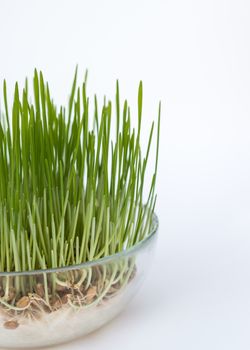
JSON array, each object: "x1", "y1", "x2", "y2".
[{"x1": 0, "y1": 214, "x2": 158, "y2": 349}]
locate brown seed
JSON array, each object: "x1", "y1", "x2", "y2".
[
  {"x1": 35, "y1": 283, "x2": 45, "y2": 298},
  {"x1": 52, "y1": 299, "x2": 62, "y2": 310},
  {"x1": 61, "y1": 294, "x2": 70, "y2": 304},
  {"x1": 16, "y1": 296, "x2": 30, "y2": 308},
  {"x1": 7, "y1": 287, "x2": 16, "y2": 302},
  {"x1": 4, "y1": 320, "x2": 19, "y2": 330},
  {"x1": 86, "y1": 286, "x2": 97, "y2": 303}
]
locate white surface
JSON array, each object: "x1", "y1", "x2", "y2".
[{"x1": 0, "y1": 0, "x2": 250, "y2": 349}]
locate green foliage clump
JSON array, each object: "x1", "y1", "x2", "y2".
[{"x1": 0, "y1": 69, "x2": 160, "y2": 272}]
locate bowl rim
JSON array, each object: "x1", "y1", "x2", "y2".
[{"x1": 0, "y1": 213, "x2": 159, "y2": 277}]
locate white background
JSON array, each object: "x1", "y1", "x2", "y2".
[{"x1": 0, "y1": 0, "x2": 250, "y2": 349}]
